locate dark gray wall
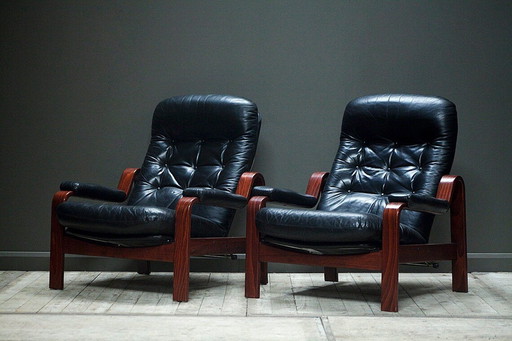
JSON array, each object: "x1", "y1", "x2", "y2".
[{"x1": 1, "y1": 0, "x2": 511, "y2": 271}]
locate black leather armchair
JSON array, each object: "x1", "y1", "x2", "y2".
[
  {"x1": 50, "y1": 94, "x2": 264, "y2": 301},
  {"x1": 245, "y1": 94, "x2": 467, "y2": 312}
]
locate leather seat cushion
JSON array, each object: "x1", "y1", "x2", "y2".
[
  {"x1": 256, "y1": 208, "x2": 383, "y2": 244},
  {"x1": 57, "y1": 201, "x2": 227, "y2": 239},
  {"x1": 256, "y1": 207, "x2": 426, "y2": 245}
]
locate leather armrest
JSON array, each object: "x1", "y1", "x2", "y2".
[
  {"x1": 60, "y1": 181, "x2": 127, "y2": 202},
  {"x1": 183, "y1": 187, "x2": 248, "y2": 209},
  {"x1": 388, "y1": 193, "x2": 450, "y2": 214},
  {"x1": 251, "y1": 186, "x2": 318, "y2": 208}
]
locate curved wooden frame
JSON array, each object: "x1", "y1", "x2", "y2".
[
  {"x1": 245, "y1": 173, "x2": 467, "y2": 312},
  {"x1": 50, "y1": 168, "x2": 265, "y2": 302}
]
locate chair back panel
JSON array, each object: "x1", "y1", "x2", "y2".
[
  {"x1": 318, "y1": 94, "x2": 457, "y2": 243},
  {"x1": 127, "y1": 94, "x2": 260, "y2": 234}
]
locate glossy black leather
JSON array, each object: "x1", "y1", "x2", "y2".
[
  {"x1": 60, "y1": 181, "x2": 127, "y2": 202},
  {"x1": 57, "y1": 94, "x2": 260, "y2": 247},
  {"x1": 183, "y1": 188, "x2": 248, "y2": 209},
  {"x1": 257, "y1": 94, "x2": 457, "y2": 254},
  {"x1": 252, "y1": 186, "x2": 318, "y2": 207},
  {"x1": 388, "y1": 194, "x2": 449, "y2": 214}
]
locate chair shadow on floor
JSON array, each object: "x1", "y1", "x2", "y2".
[
  {"x1": 85, "y1": 272, "x2": 234, "y2": 296},
  {"x1": 290, "y1": 275, "x2": 452, "y2": 304}
]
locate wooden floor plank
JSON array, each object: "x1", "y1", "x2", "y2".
[
  {"x1": 330, "y1": 272, "x2": 373, "y2": 316},
  {"x1": 290, "y1": 273, "x2": 323, "y2": 315},
  {"x1": 309, "y1": 273, "x2": 349, "y2": 316},
  {"x1": 0, "y1": 271, "x2": 44, "y2": 309},
  {"x1": 220, "y1": 273, "x2": 247, "y2": 316},
  {"x1": 197, "y1": 273, "x2": 229, "y2": 315},
  {"x1": 38, "y1": 272, "x2": 101, "y2": 313},
  {"x1": 0, "y1": 272, "x2": 511, "y2": 319},
  {"x1": 472, "y1": 272, "x2": 512, "y2": 315},
  {"x1": 398, "y1": 273, "x2": 447, "y2": 316},
  {"x1": 105, "y1": 274, "x2": 150, "y2": 314},
  {"x1": 174, "y1": 273, "x2": 211, "y2": 315},
  {"x1": 62, "y1": 272, "x2": 119, "y2": 313},
  {"x1": 419, "y1": 273, "x2": 471, "y2": 316},
  {"x1": 432, "y1": 273, "x2": 499, "y2": 316},
  {"x1": 0, "y1": 272, "x2": 49, "y2": 312},
  {"x1": 246, "y1": 279, "x2": 273, "y2": 316},
  {"x1": 16, "y1": 272, "x2": 81, "y2": 313},
  {"x1": 268, "y1": 273, "x2": 298, "y2": 316},
  {"x1": 81, "y1": 272, "x2": 133, "y2": 313},
  {"x1": 0, "y1": 271, "x2": 24, "y2": 289},
  {"x1": 350, "y1": 273, "x2": 383, "y2": 315},
  {"x1": 130, "y1": 273, "x2": 176, "y2": 314}
]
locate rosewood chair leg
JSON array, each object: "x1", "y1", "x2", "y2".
[
  {"x1": 245, "y1": 197, "x2": 267, "y2": 298},
  {"x1": 324, "y1": 267, "x2": 338, "y2": 282},
  {"x1": 381, "y1": 262, "x2": 399, "y2": 312},
  {"x1": 173, "y1": 258, "x2": 190, "y2": 302},
  {"x1": 452, "y1": 256, "x2": 468, "y2": 293},
  {"x1": 245, "y1": 256, "x2": 261, "y2": 298},
  {"x1": 49, "y1": 193, "x2": 67, "y2": 290},
  {"x1": 381, "y1": 202, "x2": 403, "y2": 312},
  {"x1": 173, "y1": 197, "x2": 197, "y2": 302},
  {"x1": 451, "y1": 177, "x2": 468, "y2": 292},
  {"x1": 245, "y1": 224, "x2": 261, "y2": 297},
  {"x1": 49, "y1": 239, "x2": 64, "y2": 290}
]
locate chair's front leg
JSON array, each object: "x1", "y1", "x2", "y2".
[
  {"x1": 381, "y1": 202, "x2": 405, "y2": 312},
  {"x1": 49, "y1": 191, "x2": 72, "y2": 290},
  {"x1": 245, "y1": 196, "x2": 267, "y2": 298},
  {"x1": 173, "y1": 197, "x2": 198, "y2": 302}
]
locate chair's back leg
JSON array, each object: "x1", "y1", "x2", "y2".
[
  {"x1": 260, "y1": 262, "x2": 269, "y2": 285},
  {"x1": 137, "y1": 261, "x2": 151, "y2": 275},
  {"x1": 451, "y1": 177, "x2": 468, "y2": 292},
  {"x1": 324, "y1": 267, "x2": 339, "y2": 282},
  {"x1": 49, "y1": 192, "x2": 69, "y2": 290}
]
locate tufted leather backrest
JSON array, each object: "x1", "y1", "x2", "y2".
[
  {"x1": 127, "y1": 94, "x2": 260, "y2": 235},
  {"x1": 317, "y1": 94, "x2": 457, "y2": 244}
]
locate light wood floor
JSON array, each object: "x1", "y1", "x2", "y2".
[{"x1": 1, "y1": 271, "x2": 511, "y2": 340}]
